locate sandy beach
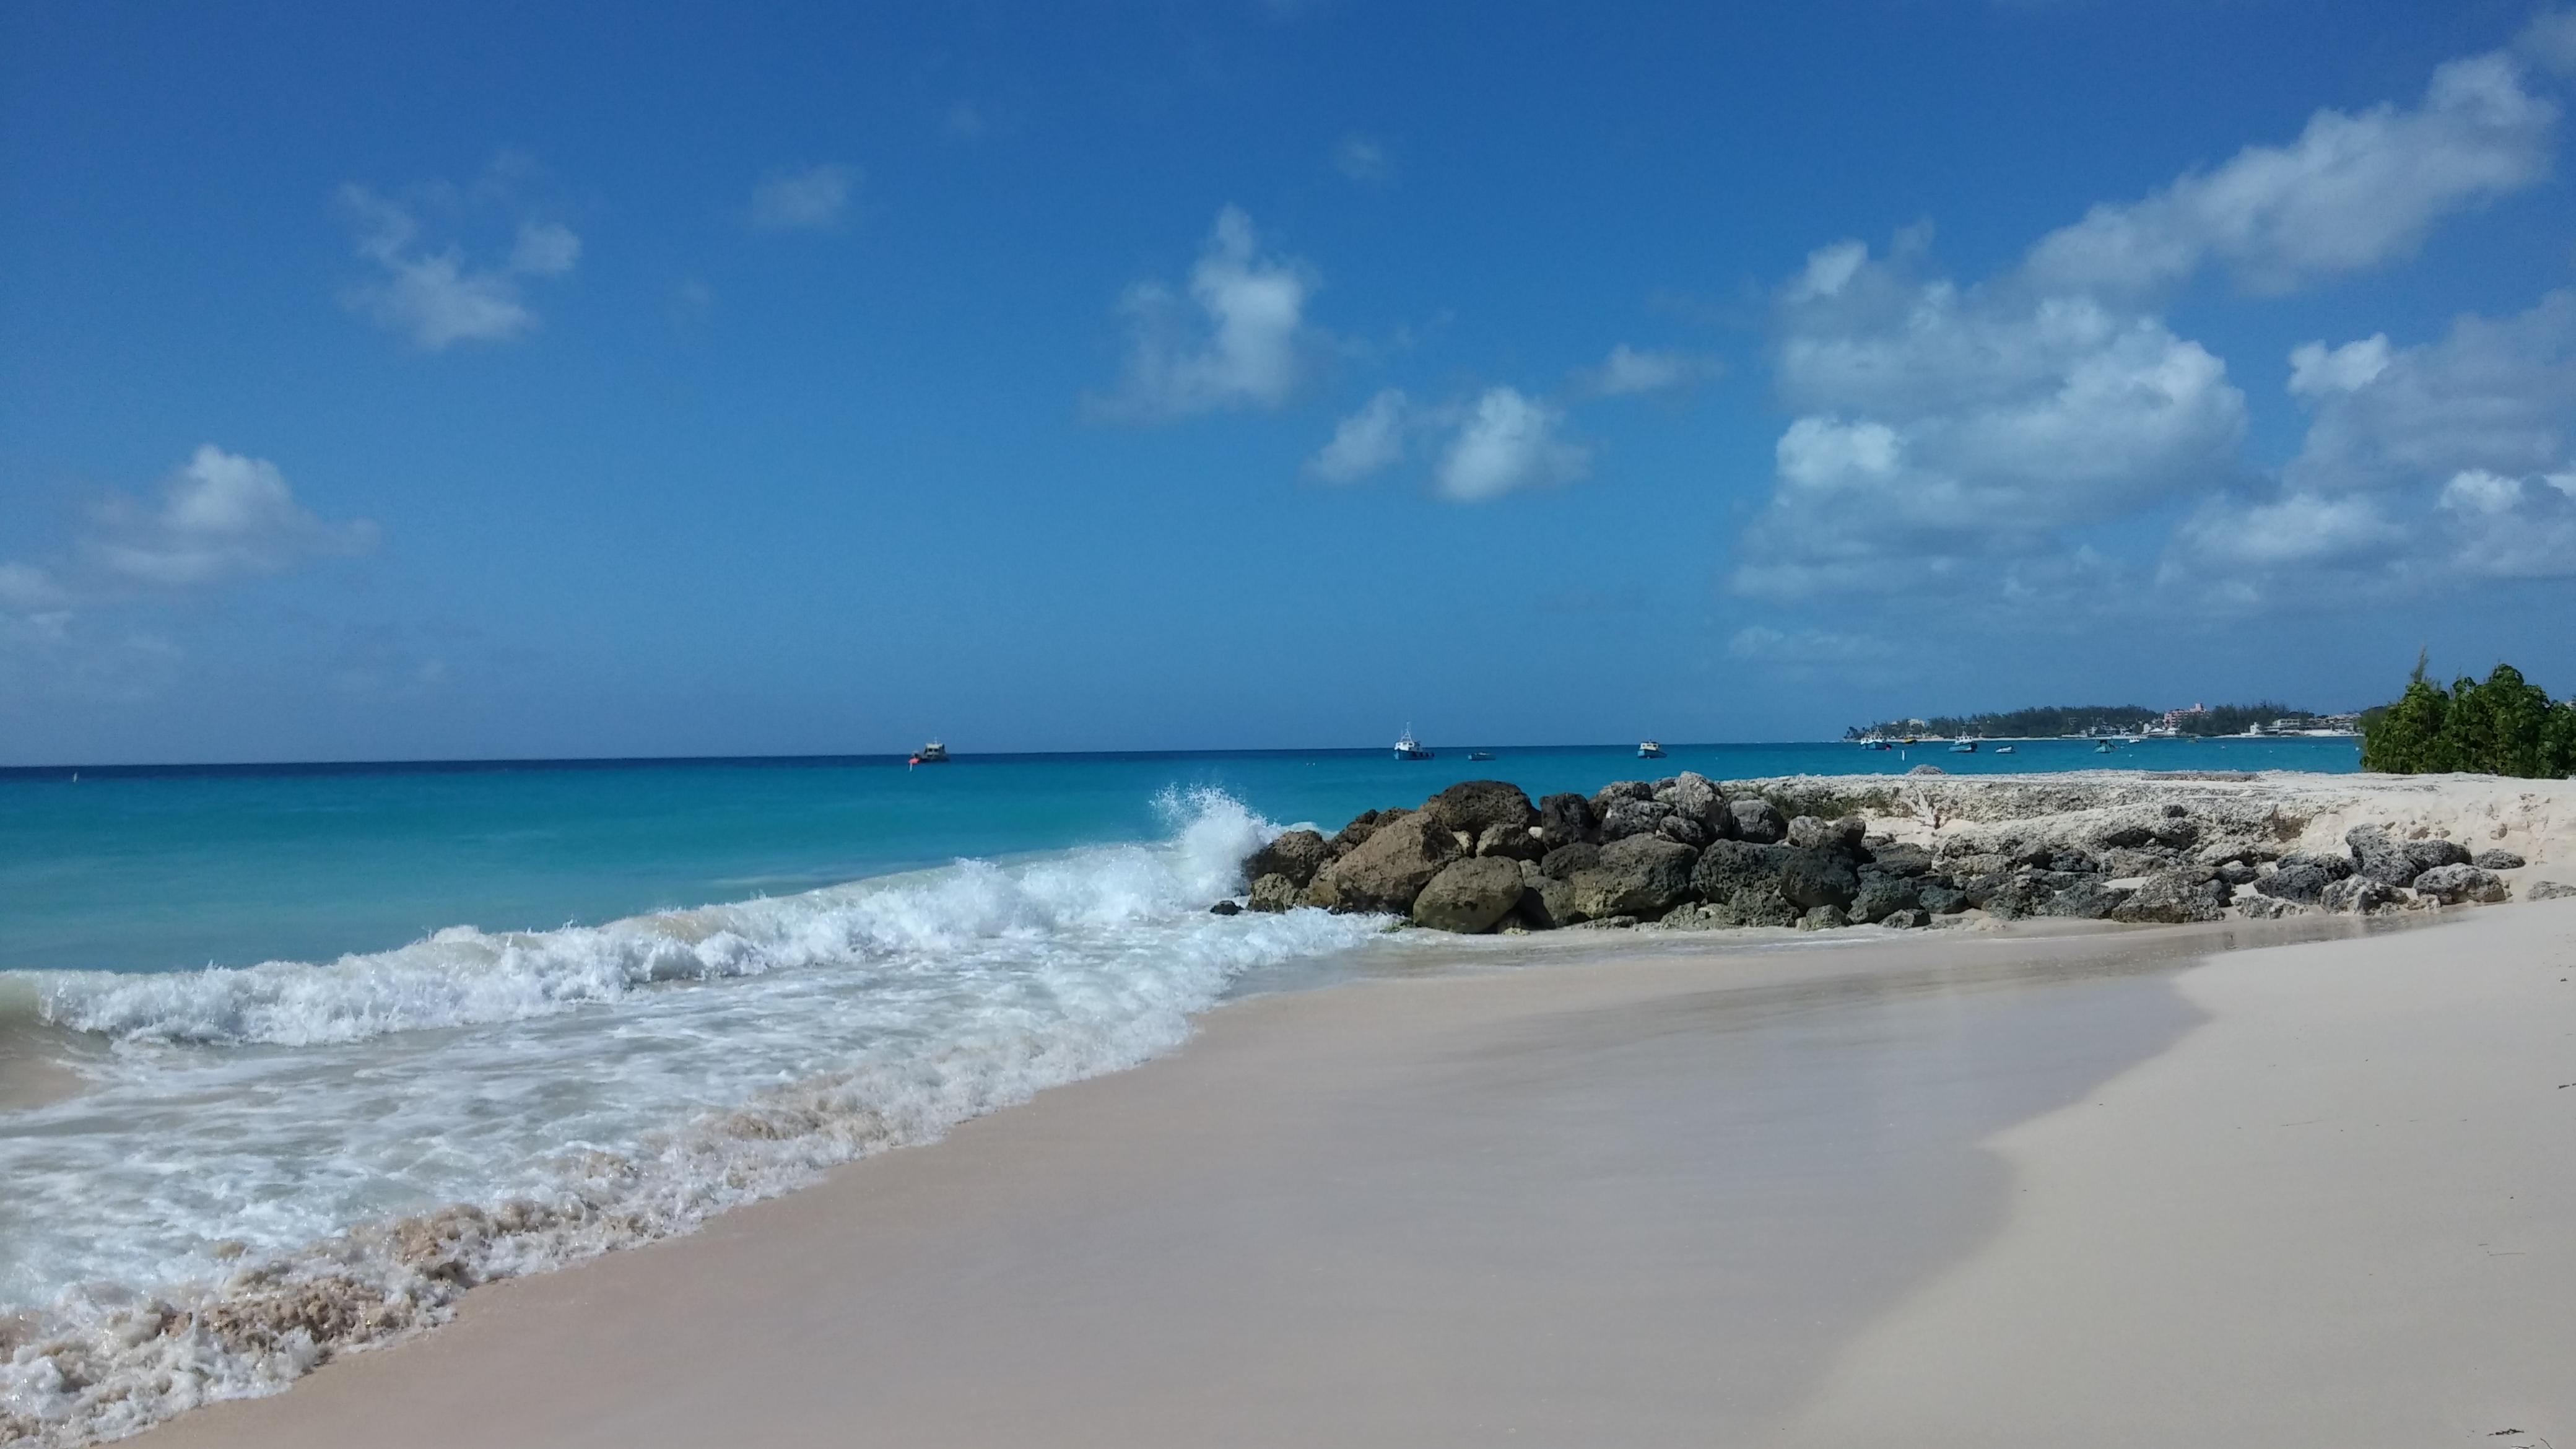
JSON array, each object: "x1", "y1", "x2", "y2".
[{"x1": 135, "y1": 899, "x2": 2574, "y2": 1448}]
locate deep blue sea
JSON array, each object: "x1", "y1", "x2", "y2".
[{"x1": 0, "y1": 736, "x2": 2357, "y2": 1439}]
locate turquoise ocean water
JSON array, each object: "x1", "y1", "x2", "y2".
[{"x1": 0, "y1": 736, "x2": 2356, "y2": 1442}]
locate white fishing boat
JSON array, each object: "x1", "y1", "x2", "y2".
[
  {"x1": 1395, "y1": 726, "x2": 1434, "y2": 761},
  {"x1": 1637, "y1": 740, "x2": 1665, "y2": 759}
]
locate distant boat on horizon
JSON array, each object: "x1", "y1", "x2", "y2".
[
  {"x1": 1637, "y1": 740, "x2": 1665, "y2": 759},
  {"x1": 1395, "y1": 726, "x2": 1434, "y2": 761},
  {"x1": 1949, "y1": 738, "x2": 1979, "y2": 754},
  {"x1": 909, "y1": 741, "x2": 950, "y2": 765},
  {"x1": 1995, "y1": 744, "x2": 2016, "y2": 754},
  {"x1": 1466, "y1": 749, "x2": 1495, "y2": 762}
]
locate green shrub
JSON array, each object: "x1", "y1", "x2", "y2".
[{"x1": 2361, "y1": 656, "x2": 2576, "y2": 777}]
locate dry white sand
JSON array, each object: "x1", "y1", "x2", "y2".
[{"x1": 139, "y1": 906, "x2": 2574, "y2": 1448}]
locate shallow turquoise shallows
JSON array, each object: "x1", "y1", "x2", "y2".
[{"x1": 2, "y1": 739, "x2": 2356, "y2": 977}]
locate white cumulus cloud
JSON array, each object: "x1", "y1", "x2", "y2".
[
  {"x1": 749, "y1": 163, "x2": 858, "y2": 232},
  {"x1": 1434, "y1": 387, "x2": 1590, "y2": 502},
  {"x1": 1088, "y1": 207, "x2": 1324, "y2": 423},
  {"x1": 87, "y1": 446, "x2": 377, "y2": 587}
]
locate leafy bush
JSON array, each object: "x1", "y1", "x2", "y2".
[{"x1": 2360, "y1": 658, "x2": 2576, "y2": 778}]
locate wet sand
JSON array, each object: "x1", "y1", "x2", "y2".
[
  {"x1": 0, "y1": 1021, "x2": 84, "y2": 1113},
  {"x1": 141, "y1": 907, "x2": 2571, "y2": 1447}
]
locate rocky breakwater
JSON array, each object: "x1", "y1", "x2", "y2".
[{"x1": 1230, "y1": 771, "x2": 2576, "y2": 934}]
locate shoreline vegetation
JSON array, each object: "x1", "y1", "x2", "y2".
[{"x1": 1232, "y1": 770, "x2": 2576, "y2": 935}]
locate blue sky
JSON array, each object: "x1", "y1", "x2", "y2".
[{"x1": 6, "y1": 1, "x2": 2575, "y2": 764}]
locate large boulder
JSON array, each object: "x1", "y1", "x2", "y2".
[
  {"x1": 2241, "y1": 893, "x2": 2310, "y2": 920},
  {"x1": 1653, "y1": 772, "x2": 1733, "y2": 838},
  {"x1": 1326, "y1": 809, "x2": 1393, "y2": 857},
  {"x1": 1244, "y1": 829, "x2": 1329, "y2": 889},
  {"x1": 1246, "y1": 873, "x2": 1302, "y2": 913},
  {"x1": 2320, "y1": 874, "x2": 2398, "y2": 914},
  {"x1": 2404, "y1": 838, "x2": 2471, "y2": 877},
  {"x1": 1522, "y1": 874, "x2": 1586, "y2": 928},
  {"x1": 1786, "y1": 815, "x2": 1866, "y2": 854},
  {"x1": 1917, "y1": 882, "x2": 1970, "y2": 916},
  {"x1": 1691, "y1": 840, "x2": 1792, "y2": 900},
  {"x1": 1598, "y1": 796, "x2": 1670, "y2": 842},
  {"x1": 2108, "y1": 870, "x2": 2227, "y2": 924},
  {"x1": 1539, "y1": 842, "x2": 1603, "y2": 880},
  {"x1": 1656, "y1": 814, "x2": 1712, "y2": 849},
  {"x1": 1570, "y1": 835, "x2": 1699, "y2": 919},
  {"x1": 1848, "y1": 871, "x2": 1921, "y2": 924},
  {"x1": 2255, "y1": 861, "x2": 2337, "y2": 904},
  {"x1": 1729, "y1": 798, "x2": 1788, "y2": 845},
  {"x1": 2411, "y1": 863, "x2": 2507, "y2": 905},
  {"x1": 1867, "y1": 842, "x2": 1935, "y2": 877},
  {"x1": 1537, "y1": 792, "x2": 1600, "y2": 849},
  {"x1": 1411, "y1": 857, "x2": 1530, "y2": 933},
  {"x1": 2473, "y1": 849, "x2": 2526, "y2": 871},
  {"x1": 1474, "y1": 821, "x2": 1545, "y2": 861},
  {"x1": 1303, "y1": 812, "x2": 1463, "y2": 913},
  {"x1": 2346, "y1": 825, "x2": 2421, "y2": 887},
  {"x1": 2091, "y1": 807, "x2": 2201, "y2": 851},
  {"x1": 1705, "y1": 884, "x2": 1799, "y2": 928},
  {"x1": 1424, "y1": 780, "x2": 1538, "y2": 840},
  {"x1": 1778, "y1": 848, "x2": 1860, "y2": 911},
  {"x1": 2040, "y1": 879, "x2": 2131, "y2": 920}
]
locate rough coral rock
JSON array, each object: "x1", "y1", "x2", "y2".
[
  {"x1": 1244, "y1": 828, "x2": 1329, "y2": 889},
  {"x1": 2409, "y1": 863, "x2": 2508, "y2": 905},
  {"x1": 1411, "y1": 856, "x2": 1531, "y2": 933},
  {"x1": 1303, "y1": 812, "x2": 1462, "y2": 913}
]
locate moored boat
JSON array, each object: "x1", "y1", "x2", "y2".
[
  {"x1": 1395, "y1": 726, "x2": 1434, "y2": 761},
  {"x1": 1637, "y1": 740, "x2": 1665, "y2": 759},
  {"x1": 910, "y1": 740, "x2": 951, "y2": 765}
]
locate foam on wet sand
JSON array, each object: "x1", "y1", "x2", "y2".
[{"x1": 137, "y1": 902, "x2": 2576, "y2": 1448}]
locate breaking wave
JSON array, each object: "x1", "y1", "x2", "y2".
[{"x1": 0, "y1": 788, "x2": 1393, "y2": 1445}]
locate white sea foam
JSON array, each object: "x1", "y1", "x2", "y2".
[{"x1": 0, "y1": 789, "x2": 1399, "y2": 1445}]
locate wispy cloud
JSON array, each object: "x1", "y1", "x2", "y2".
[
  {"x1": 749, "y1": 163, "x2": 858, "y2": 232},
  {"x1": 339, "y1": 161, "x2": 581, "y2": 351},
  {"x1": 1308, "y1": 388, "x2": 1412, "y2": 482},
  {"x1": 1334, "y1": 134, "x2": 1393, "y2": 185},
  {"x1": 1576, "y1": 344, "x2": 1717, "y2": 398},
  {"x1": 1435, "y1": 387, "x2": 1589, "y2": 502}
]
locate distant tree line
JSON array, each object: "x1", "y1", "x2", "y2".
[
  {"x1": 1843, "y1": 702, "x2": 2304, "y2": 740},
  {"x1": 2359, "y1": 659, "x2": 2576, "y2": 778}
]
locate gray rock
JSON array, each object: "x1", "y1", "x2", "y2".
[
  {"x1": 1303, "y1": 812, "x2": 1463, "y2": 913},
  {"x1": 2530, "y1": 880, "x2": 2576, "y2": 901},
  {"x1": 2410, "y1": 863, "x2": 2507, "y2": 905},
  {"x1": 1475, "y1": 821, "x2": 1545, "y2": 861},
  {"x1": 1521, "y1": 874, "x2": 1585, "y2": 928},
  {"x1": 1208, "y1": 899, "x2": 1241, "y2": 916},
  {"x1": 1539, "y1": 842, "x2": 1602, "y2": 881},
  {"x1": 1848, "y1": 871, "x2": 1921, "y2": 924},
  {"x1": 1906, "y1": 764, "x2": 1946, "y2": 775},
  {"x1": 2215, "y1": 861, "x2": 2258, "y2": 887},
  {"x1": 1786, "y1": 814, "x2": 1866, "y2": 853},
  {"x1": 1411, "y1": 857, "x2": 1531, "y2": 933},
  {"x1": 1244, "y1": 829, "x2": 1329, "y2": 889},
  {"x1": 1655, "y1": 814, "x2": 1712, "y2": 849},
  {"x1": 2091, "y1": 807, "x2": 2200, "y2": 851},
  {"x1": 1778, "y1": 848, "x2": 1860, "y2": 911},
  {"x1": 2404, "y1": 838, "x2": 2472, "y2": 876},
  {"x1": 1598, "y1": 796, "x2": 1671, "y2": 842},
  {"x1": 1798, "y1": 903, "x2": 1849, "y2": 931},
  {"x1": 1653, "y1": 772, "x2": 1733, "y2": 838},
  {"x1": 1537, "y1": 792, "x2": 1599, "y2": 849},
  {"x1": 1246, "y1": 873, "x2": 1302, "y2": 913},
  {"x1": 1656, "y1": 902, "x2": 1727, "y2": 931},
  {"x1": 2279, "y1": 850, "x2": 2354, "y2": 880},
  {"x1": 2240, "y1": 893, "x2": 2310, "y2": 920},
  {"x1": 2346, "y1": 825, "x2": 2421, "y2": 887},
  {"x1": 1867, "y1": 842, "x2": 1934, "y2": 877},
  {"x1": 1917, "y1": 882, "x2": 1969, "y2": 915},
  {"x1": 2320, "y1": 874, "x2": 2397, "y2": 914},
  {"x1": 1424, "y1": 780, "x2": 1538, "y2": 840},
  {"x1": 1719, "y1": 886, "x2": 1801, "y2": 927},
  {"x1": 2040, "y1": 879, "x2": 2133, "y2": 920},
  {"x1": 2473, "y1": 849, "x2": 2526, "y2": 871},
  {"x1": 1880, "y1": 908, "x2": 1929, "y2": 929},
  {"x1": 1729, "y1": 798, "x2": 1788, "y2": 845},
  {"x1": 1326, "y1": 809, "x2": 1392, "y2": 857},
  {"x1": 1692, "y1": 840, "x2": 1792, "y2": 900},
  {"x1": 1591, "y1": 780, "x2": 1655, "y2": 809},
  {"x1": 2108, "y1": 870, "x2": 2227, "y2": 924},
  {"x1": 2257, "y1": 863, "x2": 2336, "y2": 904},
  {"x1": 1570, "y1": 835, "x2": 1700, "y2": 919}
]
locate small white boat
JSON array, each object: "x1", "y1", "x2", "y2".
[
  {"x1": 1395, "y1": 726, "x2": 1434, "y2": 761},
  {"x1": 1994, "y1": 744, "x2": 2016, "y2": 755},
  {"x1": 1949, "y1": 738, "x2": 1979, "y2": 754},
  {"x1": 2095, "y1": 740, "x2": 2117, "y2": 754},
  {"x1": 910, "y1": 740, "x2": 950, "y2": 765},
  {"x1": 1637, "y1": 740, "x2": 1665, "y2": 759}
]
